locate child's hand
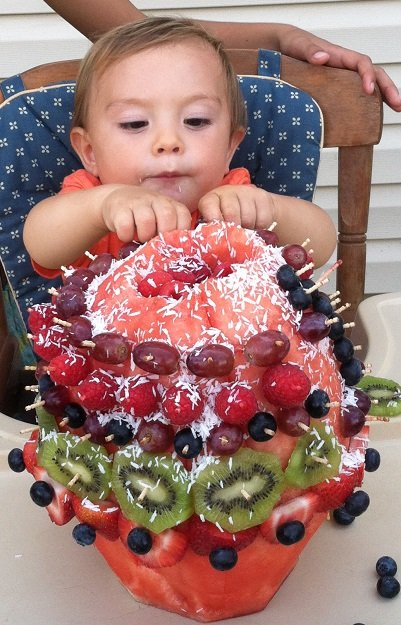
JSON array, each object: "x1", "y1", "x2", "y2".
[
  {"x1": 101, "y1": 185, "x2": 192, "y2": 242},
  {"x1": 198, "y1": 185, "x2": 277, "y2": 230}
]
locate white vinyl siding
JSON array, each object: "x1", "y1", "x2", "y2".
[{"x1": 1, "y1": 0, "x2": 400, "y2": 294}]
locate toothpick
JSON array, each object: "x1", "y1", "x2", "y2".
[
  {"x1": 138, "y1": 486, "x2": 150, "y2": 502},
  {"x1": 297, "y1": 422, "x2": 310, "y2": 433},
  {"x1": 25, "y1": 385, "x2": 39, "y2": 392},
  {"x1": 52, "y1": 317, "x2": 72, "y2": 327},
  {"x1": 84, "y1": 251, "x2": 96, "y2": 260},
  {"x1": 59, "y1": 418, "x2": 69, "y2": 427},
  {"x1": 268, "y1": 221, "x2": 277, "y2": 231},
  {"x1": 325, "y1": 317, "x2": 339, "y2": 326},
  {"x1": 295, "y1": 261, "x2": 314, "y2": 277},
  {"x1": 334, "y1": 302, "x2": 351, "y2": 315},
  {"x1": 264, "y1": 428, "x2": 276, "y2": 437},
  {"x1": 81, "y1": 340, "x2": 96, "y2": 348},
  {"x1": 20, "y1": 426, "x2": 40, "y2": 434},
  {"x1": 24, "y1": 365, "x2": 37, "y2": 371},
  {"x1": 48, "y1": 287, "x2": 59, "y2": 296},
  {"x1": 304, "y1": 278, "x2": 329, "y2": 295},
  {"x1": 301, "y1": 238, "x2": 311, "y2": 248},
  {"x1": 80, "y1": 433, "x2": 92, "y2": 442},
  {"x1": 67, "y1": 473, "x2": 80, "y2": 488},
  {"x1": 366, "y1": 415, "x2": 390, "y2": 423},
  {"x1": 329, "y1": 290, "x2": 341, "y2": 300},
  {"x1": 343, "y1": 322, "x2": 356, "y2": 329},
  {"x1": 317, "y1": 259, "x2": 342, "y2": 284},
  {"x1": 311, "y1": 455, "x2": 329, "y2": 465},
  {"x1": 105, "y1": 434, "x2": 114, "y2": 442},
  {"x1": 182, "y1": 444, "x2": 190, "y2": 455},
  {"x1": 26, "y1": 400, "x2": 45, "y2": 411},
  {"x1": 241, "y1": 488, "x2": 252, "y2": 501}
]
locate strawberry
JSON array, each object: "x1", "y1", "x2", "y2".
[
  {"x1": 119, "y1": 376, "x2": 159, "y2": 417},
  {"x1": 118, "y1": 515, "x2": 188, "y2": 568},
  {"x1": 76, "y1": 369, "x2": 118, "y2": 411},
  {"x1": 22, "y1": 430, "x2": 39, "y2": 474},
  {"x1": 262, "y1": 363, "x2": 311, "y2": 408},
  {"x1": 27, "y1": 304, "x2": 57, "y2": 333},
  {"x1": 31, "y1": 325, "x2": 69, "y2": 361},
  {"x1": 162, "y1": 383, "x2": 205, "y2": 425},
  {"x1": 187, "y1": 515, "x2": 258, "y2": 555},
  {"x1": 137, "y1": 270, "x2": 172, "y2": 297},
  {"x1": 212, "y1": 262, "x2": 234, "y2": 278},
  {"x1": 167, "y1": 256, "x2": 211, "y2": 284},
  {"x1": 311, "y1": 463, "x2": 364, "y2": 512},
  {"x1": 260, "y1": 493, "x2": 319, "y2": 543},
  {"x1": 71, "y1": 494, "x2": 120, "y2": 540},
  {"x1": 48, "y1": 351, "x2": 90, "y2": 386},
  {"x1": 32, "y1": 465, "x2": 75, "y2": 526},
  {"x1": 214, "y1": 383, "x2": 258, "y2": 425},
  {"x1": 158, "y1": 279, "x2": 188, "y2": 299}
]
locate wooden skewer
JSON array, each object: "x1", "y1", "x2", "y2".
[
  {"x1": 301, "y1": 238, "x2": 311, "y2": 248},
  {"x1": 334, "y1": 302, "x2": 351, "y2": 315},
  {"x1": 52, "y1": 317, "x2": 72, "y2": 327},
  {"x1": 325, "y1": 317, "x2": 339, "y2": 326},
  {"x1": 326, "y1": 401, "x2": 340, "y2": 408},
  {"x1": 59, "y1": 418, "x2": 69, "y2": 427},
  {"x1": 26, "y1": 400, "x2": 45, "y2": 411},
  {"x1": 311, "y1": 455, "x2": 329, "y2": 465},
  {"x1": 268, "y1": 221, "x2": 277, "y2": 231},
  {"x1": 20, "y1": 426, "x2": 40, "y2": 434},
  {"x1": 329, "y1": 290, "x2": 341, "y2": 300},
  {"x1": 138, "y1": 486, "x2": 150, "y2": 502},
  {"x1": 295, "y1": 261, "x2": 314, "y2": 277},
  {"x1": 304, "y1": 278, "x2": 329, "y2": 295},
  {"x1": 241, "y1": 488, "x2": 252, "y2": 501},
  {"x1": 330, "y1": 297, "x2": 341, "y2": 307},
  {"x1": 366, "y1": 415, "x2": 390, "y2": 423},
  {"x1": 317, "y1": 259, "x2": 342, "y2": 284},
  {"x1": 343, "y1": 322, "x2": 356, "y2": 329},
  {"x1": 67, "y1": 473, "x2": 81, "y2": 488}
]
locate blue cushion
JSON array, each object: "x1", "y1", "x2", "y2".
[{"x1": 0, "y1": 50, "x2": 322, "y2": 359}]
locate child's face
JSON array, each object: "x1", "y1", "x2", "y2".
[{"x1": 72, "y1": 40, "x2": 244, "y2": 212}]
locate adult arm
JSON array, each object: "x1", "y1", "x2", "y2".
[{"x1": 44, "y1": 0, "x2": 401, "y2": 112}]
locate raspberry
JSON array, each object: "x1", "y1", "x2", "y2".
[
  {"x1": 138, "y1": 270, "x2": 172, "y2": 297},
  {"x1": 119, "y1": 376, "x2": 159, "y2": 417},
  {"x1": 214, "y1": 384, "x2": 258, "y2": 425},
  {"x1": 77, "y1": 369, "x2": 118, "y2": 411},
  {"x1": 262, "y1": 363, "x2": 311, "y2": 408},
  {"x1": 48, "y1": 351, "x2": 90, "y2": 386},
  {"x1": 188, "y1": 516, "x2": 258, "y2": 556},
  {"x1": 27, "y1": 304, "x2": 57, "y2": 333},
  {"x1": 167, "y1": 256, "x2": 211, "y2": 284},
  {"x1": 31, "y1": 326, "x2": 68, "y2": 361},
  {"x1": 162, "y1": 383, "x2": 205, "y2": 425},
  {"x1": 158, "y1": 280, "x2": 188, "y2": 300}
]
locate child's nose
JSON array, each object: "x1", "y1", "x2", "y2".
[{"x1": 153, "y1": 129, "x2": 184, "y2": 155}]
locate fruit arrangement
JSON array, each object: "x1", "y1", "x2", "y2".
[{"x1": 9, "y1": 221, "x2": 381, "y2": 622}]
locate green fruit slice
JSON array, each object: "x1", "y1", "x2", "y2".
[
  {"x1": 357, "y1": 375, "x2": 401, "y2": 417},
  {"x1": 285, "y1": 422, "x2": 341, "y2": 488},
  {"x1": 112, "y1": 446, "x2": 193, "y2": 534},
  {"x1": 35, "y1": 400, "x2": 58, "y2": 440},
  {"x1": 193, "y1": 448, "x2": 284, "y2": 532},
  {"x1": 38, "y1": 432, "x2": 111, "y2": 501}
]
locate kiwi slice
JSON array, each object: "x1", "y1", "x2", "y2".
[
  {"x1": 193, "y1": 448, "x2": 284, "y2": 532},
  {"x1": 38, "y1": 432, "x2": 111, "y2": 501},
  {"x1": 35, "y1": 399, "x2": 58, "y2": 440},
  {"x1": 112, "y1": 446, "x2": 193, "y2": 534},
  {"x1": 357, "y1": 375, "x2": 401, "y2": 417},
  {"x1": 285, "y1": 422, "x2": 341, "y2": 488}
]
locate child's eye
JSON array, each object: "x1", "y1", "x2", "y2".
[
  {"x1": 184, "y1": 118, "x2": 211, "y2": 128},
  {"x1": 119, "y1": 121, "x2": 148, "y2": 130}
]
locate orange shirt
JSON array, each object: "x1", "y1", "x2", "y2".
[{"x1": 32, "y1": 167, "x2": 251, "y2": 278}]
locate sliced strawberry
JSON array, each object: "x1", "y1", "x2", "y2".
[
  {"x1": 187, "y1": 515, "x2": 258, "y2": 556},
  {"x1": 311, "y1": 463, "x2": 364, "y2": 512},
  {"x1": 260, "y1": 493, "x2": 319, "y2": 543},
  {"x1": 22, "y1": 430, "x2": 39, "y2": 475},
  {"x1": 32, "y1": 466, "x2": 75, "y2": 526},
  {"x1": 71, "y1": 494, "x2": 120, "y2": 540},
  {"x1": 118, "y1": 515, "x2": 188, "y2": 568}
]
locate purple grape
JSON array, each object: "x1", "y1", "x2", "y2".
[
  {"x1": 64, "y1": 268, "x2": 95, "y2": 291},
  {"x1": 208, "y1": 423, "x2": 243, "y2": 455},
  {"x1": 136, "y1": 421, "x2": 174, "y2": 452},
  {"x1": 187, "y1": 344, "x2": 234, "y2": 377},
  {"x1": 83, "y1": 413, "x2": 108, "y2": 444},
  {"x1": 67, "y1": 315, "x2": 93, "y2": 346},
  {"x1": 91, "y1": 332, "x2": 131, "y2": 364},
  {"x1": 299, "y1": 312, "x2": 330, "y2": 343},
  {"x1": 340, "y1": 405, "x2": 366, "y2": 437},
  {"x1": 55, "y1": 285, "x2": 87, "y2": 319},
  {"x1": 244, "y1": 330, "x2": 290, "y2": 366},
  {"x1": 133, "y1": 341, "x2": 180, "y2": 375},
  {"x1": 88, "y1": 252, "x2": 114, "y2": 275},
  {"x1": 118, "y1": 242, "x2": 141, "y2": 259},
  {"x1": 282, "y1": 244, "x2": 308, "y2": 271}
]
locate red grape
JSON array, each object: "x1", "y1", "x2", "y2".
[
  {"x1": 298, "y1": 312, "x2": 331, "y2": 343},
  {"x1": 256, "y1": 229, "x2": 279, "y2": 246},
  {"x1": 244, "y1": 330, "x2": 290, "y2": 366},
  {"x1": 91, "y1": 332, "x2": 131, "y2": 364},
  {"x1": 88, "y1": 252, "x2": 113, "y2": 275},
  {"x1": 277, "y1": 406, "x2": 310, "y2": 436},
  {"x1": 340, "y1": 405, "x2": 366, "y2": 437},
  {"x1": 43, "y1": 385, "x2": 70, "y2": 416},
  {"x1": 64, "y1": 268, "x2": 95, "y2": 291},
  {"x1": 118, "y1": 242, "x2": 141, "y2": 259},
  {"x1": 136, "y1": 421, "x2": 174, "y2": 452},
  {"x1": 208, "y1": 423, "x2": 243, "y2": 455},
  {"x1": 352, "y1": 388, "x2": 371, "y2": 415},
  {"x1": 67, "y1": 315, "x2": 93, "y2": 346},
  {"x1": 83, "y1": 413, "x2": 108, "y2": 444},
  {"x1": 187, "y1": 344, "x2": 234, "y2": 377},
  {"x1": 55, "y1": 285, "x2": 87, "y2": 319},
  {"x1": 133, "y1": 341, "x2": 180, "y2": 375},
  {"x1": 282, "y1": 244, "x2": 308, "y2": 270}
]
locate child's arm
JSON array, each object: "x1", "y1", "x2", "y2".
[
  {"x1": 23, "y1": 185, "x2": 191, "y2": 270},
  {"x1": 44, "y1": 0, "x2": 401, "y2": 111},
  {"x1": 198, "y1": 185, "x2": 337, "y2": 268}
]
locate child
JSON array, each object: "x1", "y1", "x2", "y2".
[{"x1": 23, "y1": 17, "x2": 337, "y2": 275}]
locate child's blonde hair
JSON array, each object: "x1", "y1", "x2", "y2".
[{"x1": 72, "y1": 16, "x2": 247, "y2": 137}]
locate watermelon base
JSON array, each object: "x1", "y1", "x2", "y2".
[{"x1": 95, "y1": 512, "x2": 327, "y2": 622}]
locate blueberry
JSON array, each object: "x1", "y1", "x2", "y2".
[
  {"x1": 63, "y1": 402, "x2": 87, "y2": 428},
  {"x1": 276, "y1": 521, "x2": 305, "y2": 545},
  {"x1": 30, "y1": 480, "x2": 54, "y2": 507},
  {"x1": 127, "y1": 527, "x2": 152, "y2": 554},
  {"x1": 209, "y1": 547, "x2": 238, "y2": 571},
  {"x1": 365, "y1": 448, "x2": 381, "y2": 472},
  {"x1": 304, "y1": 389, "x2": 330, "y2": 418},
  {"x1": 8, "y1": 448, "x2": 26, "y2": 473},
  {"x1": 312, "y1": 293, "x2": 334, "y2": 316},
  {"x1": 247, "y1": 411, "x2": 277, "y2": 441},
  {"x1": 332, "y1": 507, "x2": 355, "y2": 526},
  {"x1": 377, "y1": 575, "x2": 400, "y2": 599},
  {"x1": 376, "y1": 556, "x2": 398, "y2": 577},
  {"x1": 339, "y1": 358, "x2": 364, "y2": 386},
  {"x1": 288, "y1": 287, "x2": 312, "y2": 310},
  {"x1": 333, "y1": 337, "x2": 355, "y2": 363},
  {"x1": 106, "y1": 420, "x2": 133, "y2": 446},
  {"x1": 328, "y1": 316, "x2": 345, "y2": 340},
  {"x1": 174, "y1": 428, "x2": 203, "y2": 459},
  {"x1": 276, "y1": 264, "x2": 301, "y2": 291},
  {"x1": 38, "y1": 373, "x2": 55, "y2": 395},
  {"x1": 72, "y1": 523, "x2": 96, "y2": 546},
  {"x1": 344, "y1": 490, "x2": 370, "y2": 517}
]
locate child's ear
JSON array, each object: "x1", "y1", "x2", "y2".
[
  {"x1": 226, "y1": 127, "x2": 246, "y2": 168},
  {"x1": 70, "y1": 127, "x2": 99, "y2": 177}
]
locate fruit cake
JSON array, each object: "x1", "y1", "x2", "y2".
[{"x1": 9, "y1": 221, "x2": 377, "y2": 622}]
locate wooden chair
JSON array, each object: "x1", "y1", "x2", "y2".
[{"x1": 0, "y1": 53, "x2": 383, "y2": 414}]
